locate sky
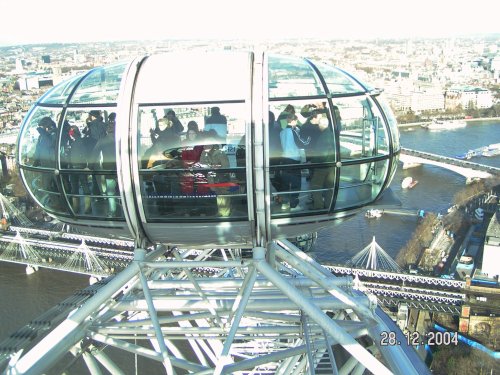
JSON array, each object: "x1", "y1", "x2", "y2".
[{"x1": 1, "y1": 0, "x2": 499, "y2": 46}]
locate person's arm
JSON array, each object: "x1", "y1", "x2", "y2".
[{"x1": 293, "y1": 127, "x2": 311, "y2": 147}]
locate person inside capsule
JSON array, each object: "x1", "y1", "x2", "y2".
[
  {"x1": 138, "y1": 104, "x2": 247, "y2": 220},
  {"x1": 32, "y1": 116, "x2": 58, "y2": 205}
]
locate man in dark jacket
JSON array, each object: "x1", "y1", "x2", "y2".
[
  {"x1": 308, "y1": 118, "x2": 336, "y2": 210},
  {"x1": 33, "y1": 116, "x2": 56, "y2": 168},
  {"x1": 92, "y1": 120, "x2": 118, "y2": 217},
  {"x1": 68, "y1": 126, "x2": 92, "y2": 214},
  {"x1": 83, "y1": 110, "x2": 107, "y2": 149},
  {"x1": 204, "y1": 106, "x2": 227, "y2": 139},
  {"x1": 165, "y1": 110, "x2": 184, "y2": 135},
  {"x1": 33, "y1": 117, "x2": 58, "y2": 197}
]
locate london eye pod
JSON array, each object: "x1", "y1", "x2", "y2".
[{"x1": 16, "y1": 51, "x2": 400, "y2": 247}]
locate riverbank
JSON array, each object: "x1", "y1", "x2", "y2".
[{"x1": 397, "y1": 117, "x2": 500, "y2": 128}]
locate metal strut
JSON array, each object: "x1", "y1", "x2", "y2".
[{"x1": 2, "y1": 241, "x2": 430, "y2": 375}]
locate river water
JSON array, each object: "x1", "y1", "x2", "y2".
[{"x1": 0, "y1": 120, "x2": 499, "y2": 343}]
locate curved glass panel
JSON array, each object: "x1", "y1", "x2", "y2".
[
  {"x1": 376, "y1": 94, "x2": 400, "y2": 151},
  {"x1": 59, "y1": 108, "x2": 117, "y2": 169},
  {"x1": 59, "y1": 108, "x2": 123, "y2": 219},
  {"x1": 269, "y1": 100, "x2": 337, "y2": 217},
  {"x1": 18, "y1": 106, "x2": 60, "y2": 167},
  {"x1": 22, "y1": 169, "x2": 69, "y2": 214},
  {"x1": 69, "y1": 62, "x2": 127, "y2": 105},
  {"x1": 137, "y1": 104, "x2": 248, "y2": 221},
  {"x1": 38, "y1": 74, "x2": 83, "y2": 105},
  {"x1": 367, "y1": 98, "x2": 390, "y2": 156},
  {"x1": 312, "y1": 62, "x2": 366, "y2": 95},
  {"x1": 268, "y1": 55, "x2": 325, "y2": 99},
  {"x1": 332, "y1": 96, "x2": 389, "y2": 160},
  {"x1": 335, "y1": 159, "x2": 389, "y2": 210}
]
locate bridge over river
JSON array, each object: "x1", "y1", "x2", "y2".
[
  {"x1": 400, "y1": 147, "x2": 500, "y2": 180},
  {"x1": 1, "y1": 226, "x2": 498, "y2": 374},
  {"x1": 0, "y1": 225, "x2": 478, "y2": 316}
]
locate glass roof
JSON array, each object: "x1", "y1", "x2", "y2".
[
  {"x1": 69, "y1": 62, "x2": 127, "y2": 105},
  {"x1": 268, "y1": 54, "x2": 325, "y2": 98},
  {"x1": 312, "y1": 62, "x2": 366, "y2": 95},
  {"x1": 38, "y1": 62, "x2": 128, "y2": 106},
  {"x1": 38, "y1": 74, "x2": 83, "y2": 105},
  {"x1": 36, "y1": 53, "x2": 374, "y2": 107}
]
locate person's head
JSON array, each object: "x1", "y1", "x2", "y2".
[
  {"x1": 287, "y1": 113, "x2": 298, "y2": 126},
  {"x1": 308, "y1": 110, "x2": 323, "y2": 125},
  {"x1": 89, "y1": 110, "x2": 102, "y2": 121},
  {"x1": 284, "y1": 104, "x2": 295, "y2": 114},
  {"x1": 38, "y1": 116, "x2": 56, "y2": 131},
  {"x1": 158, "y1": 117, "x2": 172, "y2": 131},
  {"x1": 187, "y1": 120, "x2": 199, "y2": 133},
  {"x1": 211, "y1": 107, "x2": 220, "y2": 115},
  {"x1": 300, "y1": 104, "x2": 317, "y2": 119},
  {"x1": 166, "y1": 110, "x2": 176, "y2": 119},
  {"x1": 108, "y1": 112, "x2": 116, "y2": 123},
  {"x1": 186, "y1": 129, "x2": 198, "y2": 141}
]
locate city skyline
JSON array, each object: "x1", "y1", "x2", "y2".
[{"x1": 1, "y1": 0, "x2": 499, "y2": 46}]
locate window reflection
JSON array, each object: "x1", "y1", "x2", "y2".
[
  {"x1": 69, "y1": 62, "x2": 127, "y2": 105},
  {"x1": 311, "y1": 62, "x2": 365, "y2": 95},
  {"x1": 335, "y1": 159, "x2": 389, "y2": 210},
  {"x1": 268, "y1": 55, "x2": 325, "y2": 98},
  {"x1": 376, "y1": 94, "x2": 400, "y2": 151},
  {"x1": 138, "y1": 104, "x2": 248, "y2": 221},
  {"x1": 39, "y1": 74, "x2": 83, "y2": 105},
  {"x1": 332, "y1": 96, "x2": 389, "y2": 160},
  {"x1": 19, "y1": 107, "x2": 60, "y2": 167},
  {"x1": 22, "y1": 169, "x2": 68, "y2": 214}
]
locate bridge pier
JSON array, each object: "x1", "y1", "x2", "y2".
[
  {"x1": 89, "y1": 276, "x2": 101, "y2": 285},
  {"x1": 25, "y1": 265, "x2": 38, "y2": 275}
]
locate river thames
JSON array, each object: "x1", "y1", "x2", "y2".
[{"x1": 0, "y1": 119, "x2": 499, "y2": 343}]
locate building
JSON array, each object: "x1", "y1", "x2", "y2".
[
  {"x1": 384, "y1": 80, "x2": 445, "y2": 113},
  {"x1": 410, "y1": 87, "x2": 445, "y2": 113},
  {"x1": 16, "y1": 73, "x2": 53, "y2": 91},
  {"x1": 482, "y1": 211, "x2": 500, "y2": 279},
  {"x1": 445, "y1": 86, "x2": 493, "y2": 110}
]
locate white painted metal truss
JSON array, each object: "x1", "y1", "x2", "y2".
[
  {"x1": 327, "y1": 265, "x2": 466, "y2": 289},
  {"x1": 4, "y1": 240, "x2": 429, "y2": 375}
]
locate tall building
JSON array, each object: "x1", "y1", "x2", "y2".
[{"x1": 14, "y1": 59, "x2": 24, "y2": 74}]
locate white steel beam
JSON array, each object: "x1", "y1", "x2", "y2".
[{"x1": 254, "y1": 248, "x2": 392, "y2": 375}]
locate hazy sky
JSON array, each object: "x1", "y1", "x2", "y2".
[{"x1": 1, "y1": 0, "x2": 499, "y2": 46}]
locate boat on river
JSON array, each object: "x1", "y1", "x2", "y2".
[
  {"x1": 456, "y1": 142, "x2": 500, "y2": 159},
  {"x1": 456, "y1": 148, "x2": 484, "y2": 160},
  {"x1": 482, "y1": 143, "x2": 500, "y2": 157},
  {"x1": 365, "y1": 209, "x2": 383, "y2": 218},
  {"x1": 401, "y1": 176, "x2": 418, "y2": 189},
  {"x1": 422, "y1": 119, "x2": 467, "y2": 131}
]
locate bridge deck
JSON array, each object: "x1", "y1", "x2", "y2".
[{"x1": 400, "y1": 147, "x2": 500, "y2": 178}]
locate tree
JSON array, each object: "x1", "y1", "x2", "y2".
[
  {"x1": 431, "y1": 344, "x2": 499, "y2": 375},
  {"x1": 396, "y1": 213, "x2": 437, "y2": 267}
]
